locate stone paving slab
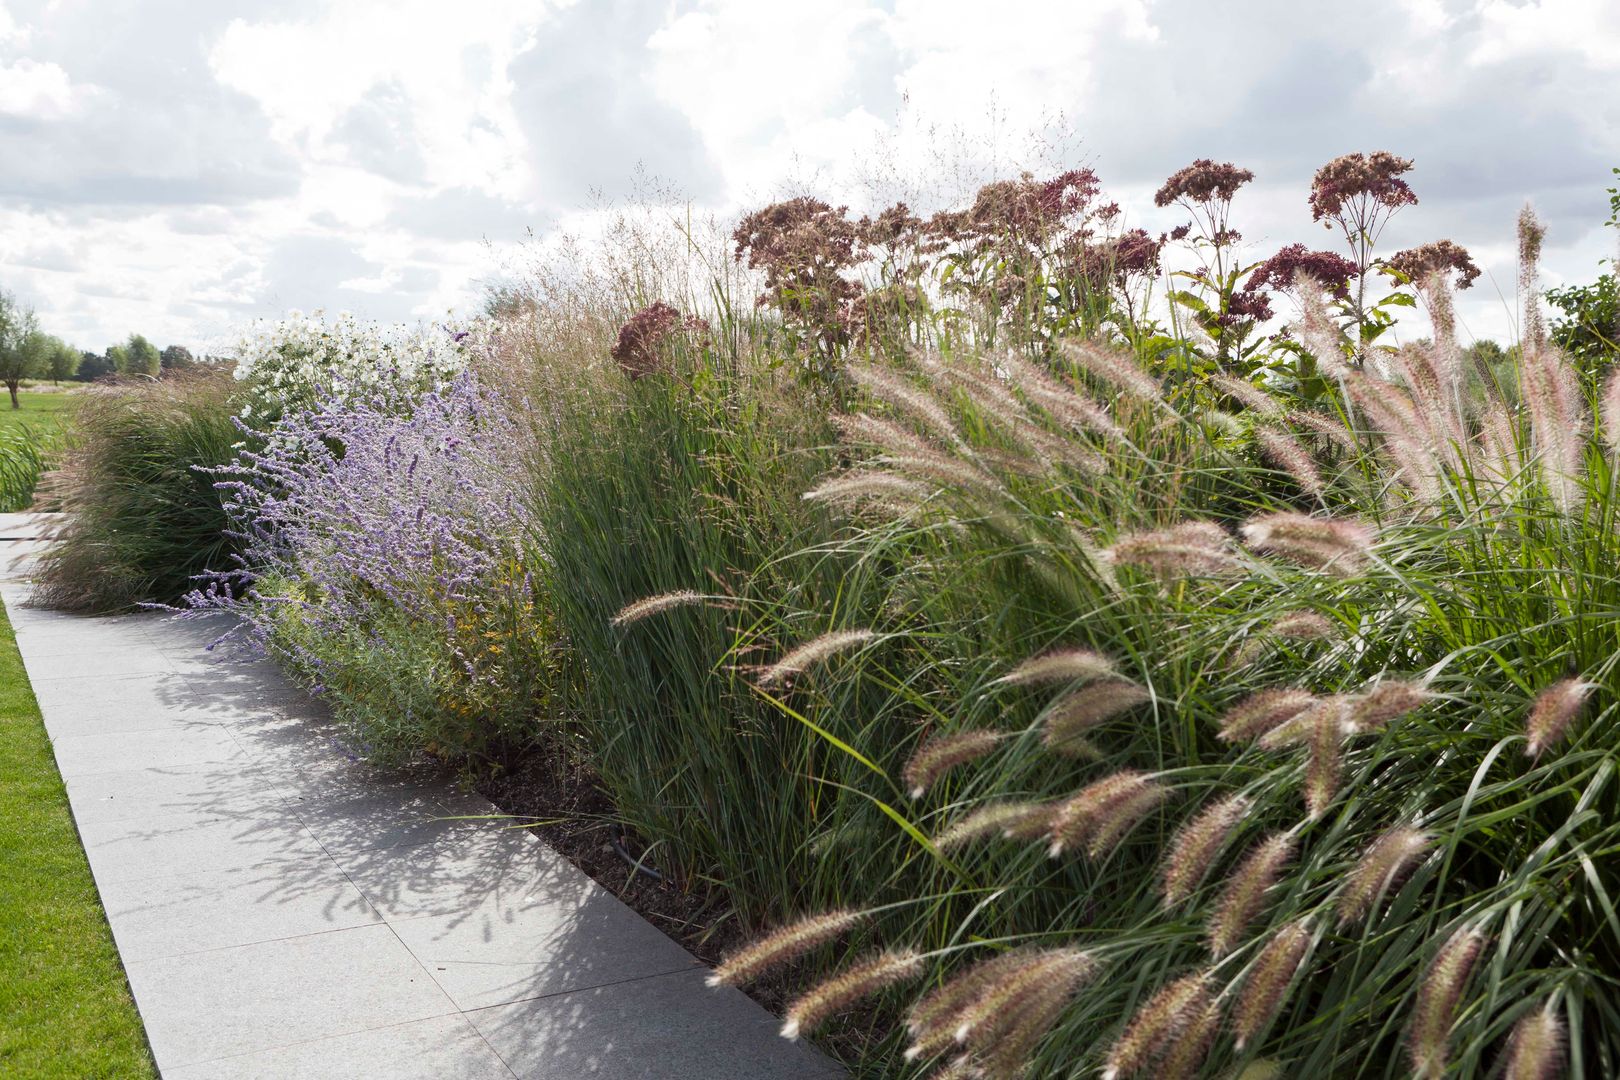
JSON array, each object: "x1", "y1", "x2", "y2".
[{"x1": 3, "y1": 580, "x2": 842, "y2": 1078}]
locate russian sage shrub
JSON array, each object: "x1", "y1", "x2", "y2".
[{"x1": 190, "y1": 372, "x2": 552, "y2": 765}]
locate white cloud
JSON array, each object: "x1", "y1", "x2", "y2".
[{"x1": 0, "y1": 56, "x2": 90, "y2": 117}]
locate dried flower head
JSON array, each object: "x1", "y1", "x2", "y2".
[
  {"x1": 1409, "y1": 927, "x2": 1486, "y2": 1078},
  {"x1": 904, "y1": 730, "x2": 1006, "y2": 799},
  {"x1": 611, "y1": 590, "x2": 706, "y2": 628},
  {"x1": 1309, "y1": 151, "x2": 1418, "y2": 221},
  {"x1": 1161, "y1": 793, "x2": 1252, "y2": 907},
  {"x1": 1502, "y1": 1002, "x2": 1565, "y2": 1080},
  {"x1": 1155, "y1": 159, "x2": 1255, "y2": 208},
  {"x1": 1387, "y1": 240, "x2": 1482, "y2": 290},
  {"x1": 708, "y1": 909, "x2": 867, "y2": 986},
  {"x1": 1525, "y1": 678, "x2": 1590, "y2": 758},
  {"x1": 1338, "y1": 827, "x2": 1433, "y2": 926},
  {"x1": 995, "y1": 647, "x2": 1117, "y2": 687},
  {"x1": 935, "y1": 800, "x2": 1056, "y2": 849},
  {"x1": 1042, "y1": 679, "x2": 1151, "y2": 752},
  {"x1": 1102, "y1": 972, "x2": 1215, "y2": 1080},
  {"x1": 1048, "y1": 770, "x2": 1168, "y2": 858},
  {"x1": 781, "y1": 949, "x2": 924, "y2": 1039},
  {"x1": 1241, "y1": 512, "x2": 1375, "y2": 574},
  {"x1": 1231, "y1": 918, "x2": 1314, "y2": 1050},
  {"x1": 610, "y1": 302, "x2": 686, "y2": 380},
  {"x1": 1208, "y1": 832, "x2": 1296, "y2": 957},
  {"x1": 756, "y1": 629, "x2": 876, "y2": 688},
  {"x1": 1218, "y1": 688, "x2": 1319, "y2": 743},
  {"x1": 1106, "y1": 520, "x2": 1241, "y2": 579}
]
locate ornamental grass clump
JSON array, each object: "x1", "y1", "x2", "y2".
[{"x1": 707, "y1": 205, "x2": 1620, "y2": 1076}]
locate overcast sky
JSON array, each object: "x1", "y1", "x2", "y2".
[{"x1": 0, "y1": 0, "x2": 1615, "y2": 352}]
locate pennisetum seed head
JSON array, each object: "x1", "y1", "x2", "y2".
[
  {"x1": 834, "y1": 410, "x2": 935, "y2": 459},
  {"x1": 611, "y1": 590, "x2": 706, "y2": 627},
  {"x1": 995, "y1": 647, "x2": 1117, "y2": 688},
  {"x1": 1105, "y1": 521, "x2": 1242, "y2": 580},
  {"x1": 950, "y1": 949, "x2": 1097, "y2": 1048},
  {"x1": 756, "y1": 629, "x2": 876, "y2": 688},
  {"x1": 1502, "y1": 1001, "x2": 1564, "y2": 1080},
  {"x1": 904, "y1": 730, "x2": 1005, "y2": 799},
  {"x1": 1337, "y1": 826, "x2": 1433, "y2": 926},
  {"x1": 780, "y1": 949, "x2": 924, "y2": 1039},
  {"x1": 1525, "y1": 678, "x2": 1590, "y2": 758},
  {"x1": 1256, "y1": 425, "x2": 1326, "y2": 498},
  {"x1": 1060, "y1": 339, "x2": 1164, "y2": 404},
  {"x1": 1268, "y1": 610, "x2": 1337, "y2": 642},
  {"x1": 1041, "y1": 679, "x2": 1151, "y2": 752},
  {"x1": 1231, "y1": 918, "x2": 1314, "y2": 1050},
  {"x1": 934, "y1": 801, "x2": 1057, "y2": 849},
  {"x1": 1102, "y1": 972, "x2": 1214, "y2": 1080},
  {"x1": 1409, "y1": 927, "x2": 1487, "y2": 1079},
  {"x1": 1255, "y1": 696, "x2": 1347, "y2": 750},
  {"x1": 1304, "y1": 709, "x2": 1344, "y2": 820},
  {"x1": 1208, "y1": 832, "x2": 1296, "y2": 957},
  {"x1": 1346, "y1": 680, "x2": 1430, "y2": 734},
  {"x1": 802, "y1": 470, "x2": 930, "y2": 510},
  {"x1": 707, "y1": 909, "x2": 868, "y2": 987},
  {"x1": 1047, "y1": 770, "x2": 1167, "y2": 858},
  {"x1": 1602, "y1": 369, "x2": 1620, "y2": 457},
  {"x1": 1241, "y1": 512, "x2": 1375, "y2": 575},
  {"x1": 1218, "y1": 688, "x2": 1318, "y2": 743},
  {"x1": 849, "y1": 364, "x2": 964, "y2": 447},
  {"x1": 1161, "y1": 793, "x2": 1252, "y2": 908},
  {"x1": 1157, "y1": 998, "x2": 1222, "y2": 1080}
]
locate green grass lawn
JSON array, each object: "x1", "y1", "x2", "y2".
[
  {"x1": 0, "y1": 599, "x2": 156, "y2": 1077},
  {"x1": 0, "y1": 389, "x2": 79, "y2": 441}
]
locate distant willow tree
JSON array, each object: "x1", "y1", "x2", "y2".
[{"x1": 0, "y1": 290, "x2": 40, "y2": 408}]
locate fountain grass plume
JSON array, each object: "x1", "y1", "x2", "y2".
[
  {"x1": 1241, "y1": 512, "x2": 1375, "y2": 575},
  {"x1": 708, "y1": 910, "x2": 868, "y2": 987},
  {"x1": 1408, "y1": 927, "x2": 1486, "y2": 1078},
  {"x1": 1231, "y1": 918, "x2": 1314, "y2": 1050},
  {"x1": 1502, "y1": 1001, "x2": 1564, "y2": 1080},
  {"x1": 1525, "y1": 678, "x2": 1589, "y2": 758},
  {"x1": 1047, "y1": 770, "x2": 1168, "y2": 858},
  {"x1": 1218, "y1": 688, "x2": 1318, "y2": 743},
  {"x1": 780, "y1": 949, "x2": 925, "y2": 1039},
  {"x1": 1208, "y1": 832, "x2": 1296, "y2": 957},
  {"x1": 611, "y1": 590, "x2": 708, "y2": 627},
  {"x1": 756, "y1": 628, "x2": 876, "y2": 687},
  {"x1": 903, "y1": 729, "x2": 1006, "y2": 799},
  {"x1": 935, "y1": 800, "x2": 1057, "y2": 849},
  {"x1": 1102, "y1": 972, "x2": 1214, "y2": 1080},
  {"x1": 995, "y1": 646, "x2": 1117, "y2": 687},
  {"x1": 1040, "y1": 678, "x2": 1151, "y2": 752},
  {"x1": 1338, "y1": 827, "x2": 1433, "y2": 926},
  {"x1": 1161, "y1": 793, "x2": 1252, "y2": 907}
]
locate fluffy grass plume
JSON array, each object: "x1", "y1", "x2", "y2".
[
  {"x1": 1161, "y1": 793, "x2": 1252, "y2": 907},
  {"x1": 1525, "y1": 678, "x2": 1589, "y2": 758},
  {"x1": 1337, "y1": 827, "x2": 1433, "y2": 926},
  {"x1": 1231, "y1": 919, "x2": 1315, "y2": 1050},
  {"x1": 708, "y1": 910, "x2": 867, "y2": 987},
  {"x1": 1208, "y1": 832, "x2": 1296, "y2": 956},
  {"x1": 780, "y1": 949, "x2": 924, "y2": 1039},
  {"x1": 1409, "y1": 927, "x2": 1486, "y2": 1078},
  {"x1": 756, "y1": 629, "x2": 876, "y2": 687},
  {"x1": 903, "y1": 730, "x2": 1005, "y2": 799},
  {"x1": 1102, "y1": 972, "x2": 1214, "y2": 1080}
]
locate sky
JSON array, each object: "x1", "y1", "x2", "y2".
[{"x1": 0, "y1": 0, "x2": 1615, "y2": 353}]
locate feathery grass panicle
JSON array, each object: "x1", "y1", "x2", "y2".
[
  {"x1": 1218, "y1": 688, "x2": 1318, "y2": 743},
  {"x1": 1409, "y1": 927, "x2": 1487, "y2": 1078},
  {"x1": 1060, "y1": 339, "x2": 1164, "y2": 404},
  {"x1": 802, "y1": 470, "x2": 929, "y2": 509},
  {"x1": 757, "y1": 629, "x2": 876, "y2": 687},
  {"x1": 834, "y1": 410, "x2": 935, "y2": 459},
  {"x1": 995, "y1": 647, "x2": 1117, "y2": 687},
  {"x1": 1347, "y1": 680, "x2": 1431, "y2": 733},
  {"x1": 1525, "y1": 678, "x2": 1589, "y2": 758},
  {"x1": 1338, "y1": 827, "x2": 1433, "y2": 925},
  {"x1": 1304, "y1": 709, "x2": 1344, "y2": 819},
  {"x1": 935, "y1": 800, "x2": 1056, "y2": 849},
  {"x1": 975, "y1": 978, "x2": 1084, "y2": 1080},
  {"x1": 1162, "y1": 793, "x2": 1252, "y2": 907},
  {"x1": 1287, "y1": 406, "x2": 1358, "y2": 451},
  {"x1": 1102, "y1": 972, "x2": 1214, "y2": 1080},
  {"x1": 611, "y1": 590, "x2": 706, "y2": 627},
  {"x1": 780, "y1": 949, "x2": 925, "y2": 1039},
  {"x1": 1257, "y1": 425, "x2": 1326, "y2": 497},
  {"x1": 1105, "y1": 521, "x2": 1242, "y2": 580},
  {"x1": 1255, "y1": 696, "x2": 1347, "y2": 750},
  {"x1": 1242, "y1": 512, "x2": 1375, "y2": 575},
  {"x1": 1212, "y1": 373, "x2": 1284, "y2": 416},
  {"x1": 1521, "y1": 342, "x2": 1588, "y2": 513},
  {"x1": 1231, "y1": 919, "x2": 1314, "y2": 1050},
  {"x1": 1208, "y1": 832, "x2": 1296, "y2": 956},
  {"x1": 1047, "y1": 770, "x2": 1167, "y2": 858},
  {"x1": 904, "y1": 730, "x2": 1006, "y2": 799},
  {"x1": 1602, "y1": 369, "x2": 1620, "y2": 456},
  {"x1": 1519, "y1": 204, "x2": 1549, "y2": 352},
  {"x1": 1041, "y1": 679, "x2": 1151, "y2": 751},
  {"x1": 1000, "y1": 351, "x2": 1126, "y2": 444},
  {"x1": 879, "y1": 449, "x2": 1004, "y2": 495},
  {"x1": 1502, "y1": 1002, "x2": 1564, "y2": 1080},
  {"x1": 849, "y1": 365, "x2": 964, "y2": 448},
  {"x1": 1268, "y1": 610, "x2": 1337, "y2": 641},
  {"x1": 708, "y1": 909, "x2": 868, "y2": 987},
  {"x1": 1158, "y1": 999, "x2": 1222, "y2": 1080},
  {"x1": 949, "y1": 949, "x2": 1097, "y2": 1047}
]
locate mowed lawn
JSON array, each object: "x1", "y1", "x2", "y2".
[
  {"x1": 0, "y1": 599, "x2": 155, "y2": 1077},
  {"x1": 0, "y1": 388, "x2": 79, "y2": 441}
]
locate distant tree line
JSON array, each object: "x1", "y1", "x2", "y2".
[{"x1": 0, "y1": 288, "x2": 214, "y2": 408}]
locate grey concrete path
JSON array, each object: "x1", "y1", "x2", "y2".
[{"x1": 1, "y1": 519, "x2": 838, "y2": 1078}]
